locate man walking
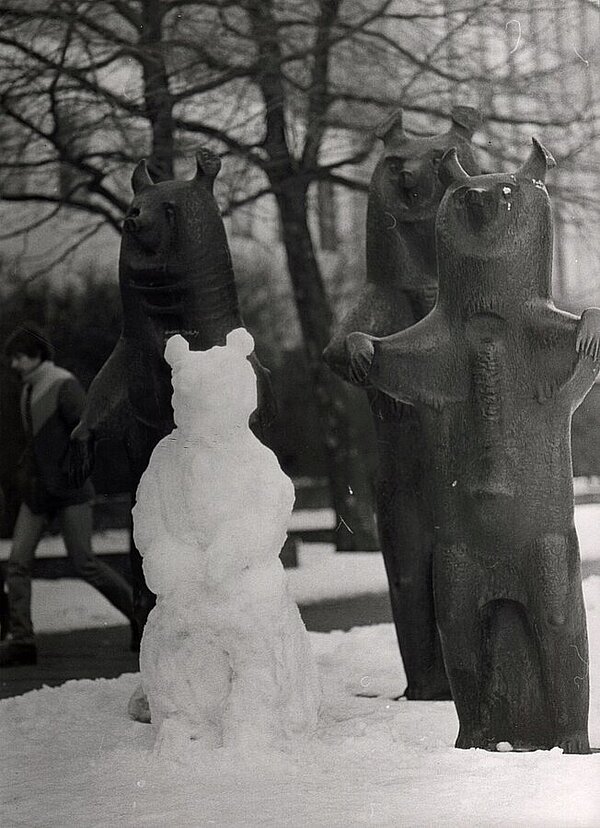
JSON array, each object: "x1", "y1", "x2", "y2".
[{"x1": 0, "y1": 323, "x2": 134, "y2": 667}]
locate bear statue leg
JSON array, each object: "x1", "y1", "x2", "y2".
[
  {"x1": 126, "y1": 424, "x2": 162, "y2": 645},
  {"x1": 476, "y1": 597, "x2": 548, "y2": 751},
  {"x1": 375, "y1": 414, "x2": 450, "y2": 700},
  {"x1": 434, "y1": 542, "x2": 485, "y2": 747},
  {"x1": 529, "y1": 532, "x2": 590, "y2": 754}
]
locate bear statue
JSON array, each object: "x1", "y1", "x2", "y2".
[
  {"x1": 132, "y1": 330, "x2": 320, "y2": 752},
  {"x1": 68, "y1": 149, "x2": 274, "y2": 642},
  {"x1": 346, "y1": 138, "x2": 600, "y2": 752},
  {"x1": 324, "y1": 106, "x2": 483, "y2": 700}
]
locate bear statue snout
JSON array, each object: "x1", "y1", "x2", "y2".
[
  {"x1": 397, "y1": 166, "x2": 433, "y2": 206},
  {"x1": 464, "y1": 187, "x2": 488, "y2": 206},
  {"x1": 399, "y1": 168, "x2": 415, "y2": 187},
  {"x1": 123, "y1": 207, "x2": 141, "y2": 234},
  {"x1": 463, "y1": 187, "x2": 496, "y2": 229}
]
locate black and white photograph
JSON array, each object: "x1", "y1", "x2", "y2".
[{"x1": 1, "y1": 1, "x2": 599, "y2": 825}]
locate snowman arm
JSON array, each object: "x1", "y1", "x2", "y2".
[{"x1": 133, "y1": 465, "x2": 165, "y2": 555}]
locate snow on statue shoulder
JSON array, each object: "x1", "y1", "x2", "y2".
[{"x1": 132, "y1": 329, "x2": 320, "y2": 755}]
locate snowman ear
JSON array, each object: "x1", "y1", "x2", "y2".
[
  {"x1": 226, "y1": 327, "x2": 254, "y2": 357},
  {"x1": 164, "y1": 334, "x2": 190, "y2": 366}
]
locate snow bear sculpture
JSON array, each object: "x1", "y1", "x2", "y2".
[{"x1": 132, "y1": 329, "x2": 320, "y2": 751}]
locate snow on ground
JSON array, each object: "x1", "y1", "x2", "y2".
[
  {"x1": 2, "y1": 580, "x2": 600, "y2": 827},
  {"x1": 1, "y1": 504, "x2": 599, "y2": 826}
]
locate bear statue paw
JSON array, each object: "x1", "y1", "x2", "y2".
[
  {"x1": 576, "y1": 308, "x2": 600, "y2": 361},
  {"x1": 345, "y1": 332, "x2": 375, "y2": 385},
  {"x1": 557, "y1": 733, "x2": 591, "y2": 755},
  {"x1": 66, "y1": 423, "x2": 94, "y2": 488},
  {"x1": 455, "y1": 727, "x2": 486, "y2": 750}
]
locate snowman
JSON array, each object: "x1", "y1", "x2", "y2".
[{"x1": 132, "y1": 329, "x2": 320, "y2": 752}]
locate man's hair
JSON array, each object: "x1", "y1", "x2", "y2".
[{"x1": 4, "y1": 322, "x2": 53, "y2": 362}]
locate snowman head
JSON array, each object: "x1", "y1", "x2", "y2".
[{"x1": 164, "y1": 329, "x2": 257, "y2": 437}]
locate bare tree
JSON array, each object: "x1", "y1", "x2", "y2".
[{"x1": 1, "y1": 0, "x2": 598, "y2": 544}]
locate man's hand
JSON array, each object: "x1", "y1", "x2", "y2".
[
  {"x1": 346, "y1": 332, "x2": 375, "y2": 385},
  {"x1": 576, "y1": 308, "x2": 600, "y2": 361},
  {"x1": 67, "y1": 422, "x2": 95, "y2": 488}
]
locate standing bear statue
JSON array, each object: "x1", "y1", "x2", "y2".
[
  {"x1": 346, "y1": 139, "x2": 600, "y2": 753},
  {"x1": 68, "y1": 148, "x2": 274, "y2": 645},
  {"x1": 324, "y1": 106, "x2": 483, "y2": 701},
  {"x1": 132, "y1": 329, "x2": 320, "y2": 753}
]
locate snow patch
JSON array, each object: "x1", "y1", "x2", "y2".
[{"x1": 3, "y1": 614, "x2": 600, "y2": 826}]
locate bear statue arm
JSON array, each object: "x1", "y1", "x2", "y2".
[
  {"x1": 77, "y1": 338, "x2": 133, "y2": 438},
  {"x1": 526, "y1": 303, "x2": 600, "y2": 352},
  {"x1": 526, "y1": 306, "x2": 600, "y2": 406},
  {"x1": 67, "y1": 338, "x2": 135, "y2": 486},
  {"x1": 349, "y1": 309, "x2": 463, "y2": 408},
  {"x1": 247, "y1": 351, "x2": 277, "y2": 435},
  {"x1": 576, "y1": 307, "x2": 600, "y2": 361},
  {"x1": 323, "y1": 282, "x2": 416, "y2": 384},
  {"x1": 555, "y1": 347, "x2": 599, "y2": 411}
]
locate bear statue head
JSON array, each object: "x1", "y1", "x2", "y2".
[
  {"x1": 370, "y1": 105, "x2": 483, "y2": 225},
  {"x1": 120, "y1": 147, "x2": 235, "y2": 317},
  {"x1": 435, "y1": 137, "x2": 556, "y2": 313},
  {"x1": 164, "y1": 328, "x2": 257, "y2": 438}
]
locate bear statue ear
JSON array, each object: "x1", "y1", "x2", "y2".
[
  {"x1": 438, "y1": 147, "x2": 471, "y2": 189},
  {"x1": 449, "y1": 106, "x2": 483, "y2": 139},
  {"x1": 131, "y1": 159, "x2": 154, "y2": 195},
  {"x1": 164, "y1": 334, "x2": 190, "y2": 367},
  {"x1": 374, "y1": 108, "x2": 406, "y2": 147},
  {"x1": 518, "y1": 137, "x2": 556, "y2": 183},
  {"x1": 194, "y1": 147, "x2": 222, "y2": 192},
  {"x1": 226, "y1": 327, "x2": 254, "y2": 357}
]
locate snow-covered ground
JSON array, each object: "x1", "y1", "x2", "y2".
[{"x1": 1, "y1": 505, "x2": 599, "y2": 827}]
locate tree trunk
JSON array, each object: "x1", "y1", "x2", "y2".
[
  {"x1": 243, "y1": 0, "x2": 376, "y2": 547},
  {"x1": 139, "y1": 0, "x2": 175, "y2": 181},
  {"x1": 275, "y1": 179, "x2": 378, "y2": 550}
]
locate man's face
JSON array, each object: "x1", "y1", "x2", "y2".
[{"x1": 10, "y1": 353, "x2": 41, "y2": 377}]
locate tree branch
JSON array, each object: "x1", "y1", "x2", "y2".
[{"x1": 301, "y1": 0, "x2": 342, "y2": 171}]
